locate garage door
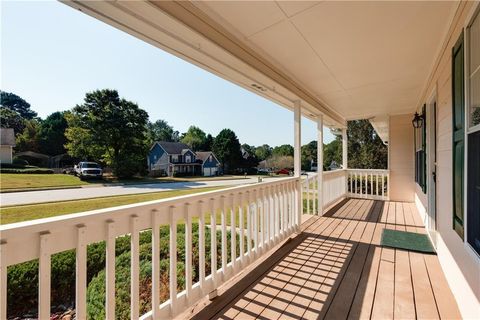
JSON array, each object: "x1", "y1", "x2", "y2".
[{"x1": 203, "y1": 168, "x2": 210, "y2": 176}]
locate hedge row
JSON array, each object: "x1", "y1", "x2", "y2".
[{"x1": 0, "y1": 168, "x2": 54, "y2": 174}]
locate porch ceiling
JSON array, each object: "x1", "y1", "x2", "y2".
[{"x1": 193, "y1": 1, "x2": 458, "y2": 120}]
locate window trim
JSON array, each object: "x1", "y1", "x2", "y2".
[{"x1": 464, "y1": 3, "x2": 480, "y2": 259}]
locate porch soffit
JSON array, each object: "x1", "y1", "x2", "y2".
[{"x1": 192, "y1": 1, "x2": 459, "y2": 120}]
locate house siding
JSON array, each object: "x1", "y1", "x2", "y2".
[
  {"x1": 148, "y1": 143, "x2": 166, "y2": 170},
  {"x1": 414, "y1": 1, "x2": 480, "y2": 317},
  {"x1": 389, "y1": 114, "x2": 415, "y2": 202},
  {"x1": 203, "y1": 155, "x2": 219, "y2": 168},
  {"x1": 0, "y1": 145, "x2": 13, "y2": 164}
]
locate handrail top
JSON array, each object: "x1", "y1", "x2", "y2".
[
  {"x1": 346, "y1": 168, "x2": 389, "y2": 172},
  {"x1": 0, "y1": 176, "x2": 298, "y2": 231}
]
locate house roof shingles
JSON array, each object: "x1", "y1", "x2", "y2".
[
  {"x1": 195, "y1": 151, "x2": 212, "y2": 162},
  {"x1": 156, "y1": 141, "x2": 191, "y2": 154},
  {"x1": 0, "y1": 128, "x2": 15, "y2": 146}
]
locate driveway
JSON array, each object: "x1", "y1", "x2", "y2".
[{"x1": 1, "y1": 176, "x2": 286, "y2": 206}]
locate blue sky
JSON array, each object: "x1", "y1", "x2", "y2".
[{"x1": 1, "y1": 1, "x2": 335, "y2": 146}]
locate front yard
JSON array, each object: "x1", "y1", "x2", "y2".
[
  {"x1": 0, "y1": 173, "x2": 265, "y2": 192},
  {"x1": 0, "y1": 173, "x2": 89, "y2": 191}
]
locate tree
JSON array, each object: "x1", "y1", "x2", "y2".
[
  {"x1": 146, "y1": 119, "x2": 179, "y2": 145},
  {"x1": 15, "y1": 119, "x2": 41, "y2": 152},
  {"x1": 0, "y1": 91, "x2": 37, "y2": 119},
  {"x1": 240, "y1": 144, "x2": 259, "y2": 172},
  {"x1": 65, "y1": 89, "x2": 149, "y2": 178},
  {"x1": 202, "y1": 134, "x2": 214, "y2": 151},
  {"x1": 212, "y1": 129, "x2": 242, "y2": 173},
  {"x1": 272, "y1": 144, "x2": 294, "y2": 157},
  {"x1": 181, "y1": 126, "x2": 206, "y2": 151},
  {"x1": 0, "y1": 107, "x2": 25, "y2": 134},
  {"x1": 38, "y1": 111, "x2": 68, "y2": 155},
  {"x1": 348, "y1": 120, "x2": 387, "y2": 169},
  {"x1": 301, "y1": 141, "x2": 317, "y2": 170},
  {"x1": 265, "y1": 155, "x2": 293, "y2": 169},
  {"x1": 323, "y1": 137, "x2": 342, "y2": 170},
  {"x1": 255, "y1": 144, "x2": 272, "y2": 161}
]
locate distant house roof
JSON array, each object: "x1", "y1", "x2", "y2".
[
  {"x1": 196, "y1": 151, "x2": 219, "y2": 165},
  {"x1": 14, "y1": 151, "x2": 50, "y2": 159},
  {"x1": 156, "y1": 141, "x2": 191, "y2": 154},
  {"x1": 195, "y1": 151, "x2": 212, "y2": 162},
  {"x1": 0, "y1": 128, "x2": 15, "y2": 146}
]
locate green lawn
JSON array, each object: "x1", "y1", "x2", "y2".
[
  {"x1": 0, "y1": 187, "x2": 223, "y2": 225},
  {"x1": 0, "y1": 173, "x2": 89, "y2": 190},
  {"x1": 0, "y1": 173, "x2": 267, "y2": 192}
]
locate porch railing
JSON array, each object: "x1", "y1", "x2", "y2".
[
  {"x1": 346, "y1": 169, "x2": 389, "y2": 200},
  {"x1": 302, "y1": 169, "x2": 348, "y2": 215},
  {"x1": 1, "y1": 168, "x2": 389, "y2": 319},
  {"x1": 0, "y1": 177, "x2": 300, "y2": 320}
]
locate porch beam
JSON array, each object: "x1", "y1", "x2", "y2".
[
  {"x1": 317, "y1": 115, "x2": 324, "y2": 215},
  {"x1": 342, "y1": 128, "x2": 348, "y2": 169}
]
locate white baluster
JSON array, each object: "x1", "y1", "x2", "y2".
[
  {"x1": 169, "y1": 206, "x2": 177, "y2": 316},
  {"x1": 130, "y1": 216, "x2": 139, "y2": 320},
  {"x1": 152, "y1": 210, "x2": 160, "y2": 319},
  {"x1": 238, "y1": 193, "x2": 245, "y2": 266},
  {"x1": 185, "y1": 203, "x2": 192, "y2": 302},
  {"x1": 39, "y1": 232, "x2": 51, "y2": 320},
  {"x1": 198, "y1": 201, "x2": 206, "y2": 294},
  {"x1": 0, "y1": 241, "x2": 6, "y2": 320},
  {"x1": 209, "y1": 198, "x2": 217, "y2": 288},
  {"x1": 220, "y1": 196, "x2": 227, "y2": 277},
  {"x1": 230, "y1": 193, "x2": 237, "y2": 274},
  {"x1": 106, "y1": 221, "x2": 115, "y2": 320},
  {"x1": 76, "y1": 225, "x2": 87, "y2": 320},
  {"x1": 246, "y1": 191, "x2": 252, "y2": 263}
]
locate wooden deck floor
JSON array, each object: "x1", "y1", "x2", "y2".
[{"x1": 190, "y1": 199, "x2": 461, "y2": 320}]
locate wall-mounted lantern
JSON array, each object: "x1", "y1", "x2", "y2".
[{"x1": 412, "y1": 112, "x2": 423, "y2": 129}]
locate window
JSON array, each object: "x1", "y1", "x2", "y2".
[
  {"x1": 467, "y1": 10, "x2": 480, "y2": 255},
  {"x1": 171, "y1": 155, "x2": 178, "y2": 163},
  {"x1": 468, "y1": 10, "x2": 480, "y2": 129},
  {"x1": 414, "y1": 106, "x2": 427, "y2": 193},
  {"x1": 452, "y1": 31, "x2": 465, "y2": 239},
  {"x1": 186, "y1": 155, "x2": 191, "y2": 163}
]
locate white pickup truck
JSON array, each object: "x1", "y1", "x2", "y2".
[{"x1": 74, "y1": 162, "x2": 103, "y2": 180}]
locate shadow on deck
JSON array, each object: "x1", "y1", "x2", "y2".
[{"x1": 187, "y1": 198, "x2": 461, "y2": 320}]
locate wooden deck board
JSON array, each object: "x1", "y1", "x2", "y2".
[{"x1": 190, "y1": 199, "x2": 460, "y2": 320}]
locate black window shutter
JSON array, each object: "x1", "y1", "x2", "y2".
[
  {"x1": 422, "y1": 105, "x2": 427, "y2": 193},
  {"x1": 452, "y1": 32, "x2": 465, "y2": 239}
]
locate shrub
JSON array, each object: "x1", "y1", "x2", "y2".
[
  {"x1": 12, "y1": 157, "x2": 29, "y2": 166},
  {"x1": 0, "y1": 168, "x2": 54, "y2": 174}
]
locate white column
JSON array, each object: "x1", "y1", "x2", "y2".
[
  {"x1": 342, "y1": 128, "x2": 348, "y2": 169},
  {"x1": 294, "y1": 101, "x2": 302, "y2": 228},
  {"x1": 294, "y1": 101, "x2": 302, "y2": 177},
  {"x1": 317, "y1": 115, "x2": 324, "y2": 215}
]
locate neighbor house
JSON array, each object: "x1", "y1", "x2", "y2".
[
  {"x1": 148, "y1": 141, "x2": 220, "y2": 177},
  {"x1": 148, "y1": 141, "x2": 200, "y2": 176},
  {"x1": 195, "y1": 151, "x2": 220, "y2": 176},
  {"x1": 0, "y1": 128, "x2": 15, "y2": 164}
]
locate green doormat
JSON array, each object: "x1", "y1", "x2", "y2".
[{"x1": 381, "y1": 229, "x2": 436, "y2": 254}]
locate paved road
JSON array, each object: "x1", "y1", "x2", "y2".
[{"x1": 1, "y1": 177, "x2": 286, "y2": 206}]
